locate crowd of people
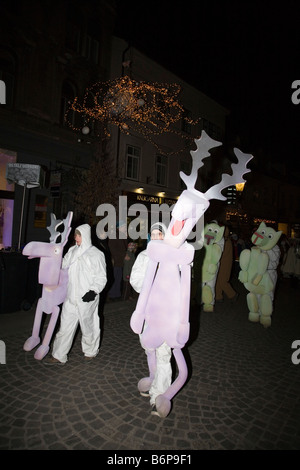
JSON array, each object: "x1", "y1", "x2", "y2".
[
  {"x1": 40, "y1": 216, "x2": 298, "y2": 421},
  {"x1": 44, "y1": 218, "x2": 295, "y2": 367}
]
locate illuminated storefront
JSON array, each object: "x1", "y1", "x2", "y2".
[{"x1": 0, "y1": 148, "x2": 16, "y2": 249}]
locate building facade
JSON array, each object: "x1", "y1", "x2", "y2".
[
  {"x1": 0, "y1": 2, "x2": 299, "y2": 252},
  {"x1": 0, "y1": 0, "x2": 116, "y2": 248}
]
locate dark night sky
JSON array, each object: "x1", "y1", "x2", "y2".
[{"x1": 114, "y1": 0, "x2": 300, "y2": 171}]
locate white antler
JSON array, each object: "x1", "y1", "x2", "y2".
[
  {"x1": 60, "y1": 211, "x2": 73, "y2": 247},
  {"x1": 180, "y1": 130, "x2": 222, "y2": 191},
  {"x1": 204, "y1": 148, "x2": 253, "y2": 201},
  {"x1": 47, "y1": 211, "x2": 73, "y2": 245},
  {"x1": 47, "y1": 213, "x2": 63, "y2": 243}
]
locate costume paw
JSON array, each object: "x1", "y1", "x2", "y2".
[
  {"x1": 130, "y1": 310, "x2": 144, "y2": 334},
  {"x1": 238, "y1": 271, "x2": 248, "y2": 283},
  {"x1": 260, "y1": 315, "x2": 271, "y2": 328},
  {"x1": 176, "y1": 323, "x2": 190, "y2": 346},
  {"x1": 248, "y1": 312, "x2": 260, "y2": 323},
  {"x1": 203, "y1": 304, "x2": 214, "y2": 312},
  {"x1": 252, "y1": 275, "x2": 262, "y2": 286},
  {"x1": 23, "y1": 336, "x2": 40, "y2": 351},
  {"x1": 154, "y1": 395, "x2": 171, "y2": 418},
  {"x1": 138, "y1": 377, "x2": 153, "y2": 395},
  {"x1": 202, "y1": 285, "x2": 213, "y2": 304},
  {"x1": 34, "y1": 344, "x2": 50, "y2": 360}
]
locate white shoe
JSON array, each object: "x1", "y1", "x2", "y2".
[{"x1": 151, "y1": 405, "x2": 160, "y2": 417}]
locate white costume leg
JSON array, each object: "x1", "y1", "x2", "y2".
[
  {"x1": 52, "y1": 301, "x2": 79, "y2": 363},
  {"x1": 79, "y1": 300, "x2": 100, "y2": 358},
  {"x1": 137, "y1": 324, "x2": 157, "y2": 394},
  {"x1": 149, "y1": 342, "x2": 172, "y2": 406}
]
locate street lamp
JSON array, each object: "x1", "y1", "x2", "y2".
[{"x1": 235, "y1": 182, "x2": 245, "y2": 192}]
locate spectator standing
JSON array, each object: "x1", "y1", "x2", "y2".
[
  {"x1": 215, "y1": 226, "x2": 238, "y2": 302},
  {"x1": 108, "y1": 220, "x2": 128, "y2": 301},
  {"x1": 123, "y1": 241, "x2": 137, "y2": 300}
]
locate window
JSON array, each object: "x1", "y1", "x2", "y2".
[
  {"x1": 202, "y1": 118, "x2": 222, "y2": 140},
  {"x1": 0, "y1": 55, "x2": 16, "y2": 106},
  {"x1": 181, "y1": 108, "x2": 192, "y2": 135},
  {"x1": 66, "y1": 15, "x2": 100, "y2": 65},
  {"x1": 0, "y1": 149, "x2": 17, "y2": 248},
  {"x1": 80, "y1": 34, "x2": 99, "y2": 64},
  {"x1": 126, "y1": 145, "x2": 140, "y2": 180},
  {"x1": 66, "y1": 20, "x2": 81, "y2": 53},
  {"x1": 226, "y1": 186, "x2": 237, "y2": 205},
  {"x1": 60, "y1": 81, "x2": 77, "y2": 127},
  {"x1": 82, "y1": 18, "x2": 101, "y2": 64},
  {"x1": 155, "y1": 155, "x2": 167, "y2": 186}
]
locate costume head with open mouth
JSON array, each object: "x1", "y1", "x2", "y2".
[
  {"x1": 165, "y1": 131, "x2": 253, "y2": 248},
  {"x1": 130, "y1": 130, "x2": 253, "y2": 419}
]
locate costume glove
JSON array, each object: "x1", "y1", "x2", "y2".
[{"x1": 82, "y1": 290, "x2": 97, "y2": 302}]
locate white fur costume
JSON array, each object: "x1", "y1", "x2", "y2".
[{"x1": 52, "y1": 224, "x2": 107, "y2": 362}]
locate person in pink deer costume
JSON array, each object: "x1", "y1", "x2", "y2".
[
  {"x1": 130, "y1": 130, "x2": 253, "y2": 418},
  {"x1": 22, "y1": 212, "x2": 73, "y2": 360}
]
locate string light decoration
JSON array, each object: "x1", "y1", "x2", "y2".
[{"x1": 64, "y1": 75, "x2": 201, "y2": 155}]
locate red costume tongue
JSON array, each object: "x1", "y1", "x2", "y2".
[
  {"x1": 253, "y1": 232, "x2": 264, "y2": 244},
  {"x1": 172, "y1": 220, "x2": 185, "y2": 236},
  {"x1": 205, "y1": 234, "x2": 214, "y2": 245}
]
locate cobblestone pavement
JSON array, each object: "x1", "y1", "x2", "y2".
[{"x1": 0, "y1": 277, "x2": 299, "y2": 451}]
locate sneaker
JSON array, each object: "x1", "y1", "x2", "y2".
[
  {"x1": 84, "y1": 355, "x2": 97, "y2": 361},
  {"x1": 151, "y1": 405, "x2": 160, "y2": 417},
  {"x1": 44, "y1": 356, "x2": 65, "y2": 365},
  {"x1": 140, "y1": 390, "x2": 150, "y2": 397}
]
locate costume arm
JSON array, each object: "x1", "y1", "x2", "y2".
[
  {"x1": 88, "y1": 250, "x2": 107, "y2": 294},
  {"x1": 238, "y1": 249, "x2": 250, "y2": 283},
  {"x1": 130, "y1": 259, "x2": 158, "y2": 334},
  {"x1": 129, "y1": 252, "x2": 149, "y2": 293},
  {"x1": 176, "y1": 263, "x2": 191, "y2": 346},
  {"x1": 62, "y1": 247, "x2": 73, "y2": 269},
  {"x1": 208, "y1": 244, "x2": 222, "y2": 274}
]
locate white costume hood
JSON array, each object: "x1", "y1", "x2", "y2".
[{"x1": 76, "y1": 224, "x2": 92, "y2": 252}]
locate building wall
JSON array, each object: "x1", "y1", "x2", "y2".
[
  {"x1": 0, "y1": 3, "x2": 298, "y2": 249},
  {"x1": 0, "y1": 0, "x2": 116, "y2": 248}
]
